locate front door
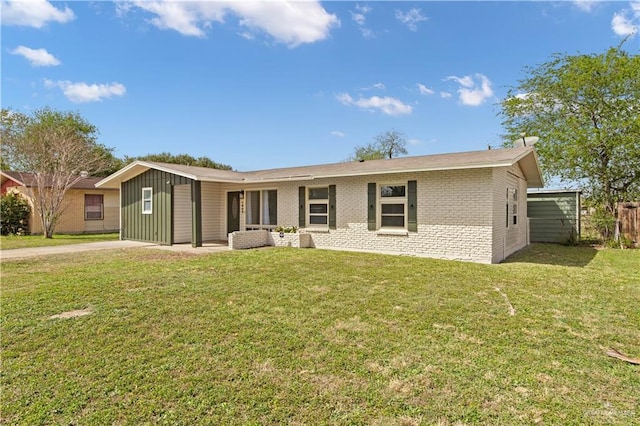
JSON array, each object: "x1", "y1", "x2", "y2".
[{"x1": 227, "y1": 191, "x2": 241, "y2": 236}]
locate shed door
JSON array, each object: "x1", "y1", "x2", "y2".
[{"x1": 173, "y1": 185, "x2": 192, "y2": 244}]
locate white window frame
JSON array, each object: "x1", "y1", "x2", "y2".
[
  {"x1": 142, "y1": 187, "x2": 153, "y2": 215},
  {"x1": 307, "y1": 186, "x2": 329, "y2": 228},
  {"x1": 378, "y1": 183, "x2": 407, "y2": 230},
  {"x1": 245, "y1": 189, "x2": 277, "y2": 231}
]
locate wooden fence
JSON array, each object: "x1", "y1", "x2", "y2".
[{"x1": 618, "y1": 202, "x2": 639, "y2": 247}]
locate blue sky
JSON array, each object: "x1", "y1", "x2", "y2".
[{"x1": 2, "y1": 1, "x2": 639, "y2": 171}]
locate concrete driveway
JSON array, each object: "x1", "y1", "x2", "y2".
[{"x1": 0, "y1": 240, "x2": 229, "y2": 261}]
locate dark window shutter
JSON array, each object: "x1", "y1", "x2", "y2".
[
  {"x1": 298, "y1": 186, "x2": 306, "y2": 228},
  {"x1": 329, "y1": 184, "x2": 336, "y2": 229},
  {"x1": 408, "y1": 180, "x2": 417, "y2": 232},
  {"x1": 367, "y1": 183, "x2": 376, "y2": 231}
]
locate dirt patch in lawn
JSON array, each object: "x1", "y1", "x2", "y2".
[{"x1": 49, "y1": 308, "x2": 93, "y2": 320}]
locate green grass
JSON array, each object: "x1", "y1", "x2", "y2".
[
  {"x1": 2, "y1": 245, "x2": 639, "y2": 425},
  {"x1": 0, "y1": 233, "x2": 119, "y2": 250}
]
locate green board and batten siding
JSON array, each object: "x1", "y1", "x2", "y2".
[
  {"x1": 121, "y1": 169, "x2": 192, "y2": 245},
  {"x1": 527, "y1": 191, "x2": 581, "y2": 243}
]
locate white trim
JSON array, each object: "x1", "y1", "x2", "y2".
[
  {"x1": 306, "y1": 186, "x2": 329, "y2": 229},
  {"x1": 378, "y1": 182, "x2": 407, "y2": 231},
  {"x1": 142, "y1": 187, "x2": 153, "y2": 214}
]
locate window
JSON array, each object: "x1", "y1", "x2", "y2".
[
  {"x1": 308, "y1": 187, "x2": 329, "y2": 226},
  {"x1": 84, "y1": 194, "x2": 104, "y2": 220},
  {"x1": 506, "y1": 188, "x2": 518, "y2": 227},
  {"x1": 512, "y1": 188, "x2": 518, "y2": 226},
  {"x1": 142, "y1": 187, "x2": 152, "y2": 214},
  {"x1": 246, "y1": 190, "x2": 277, "y2": 230},
  {"x1": 379, "y1": 184, "x2": 406, "y2": 228}
]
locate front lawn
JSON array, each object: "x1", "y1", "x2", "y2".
[
  {"x1": 0, "y1": 233, "x2": 119, "y2": 250},
  {"x1": 2, "y1": 245, "x2": 638, "y2": 424}
]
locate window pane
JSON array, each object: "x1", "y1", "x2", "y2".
[
  {"x1": 309, "y1": 203, "x2": 328, "y2": 214},
  {"x1": 381, "y1": 216, "x2": 404, "y2": 227},
  {"x1": 309, "y1": 187, "x2": 329, "y2": 200},
  {"x1": 309, "y1": 215, "x2": 328, "y2": 225},
  {"x1": 264, "y1": 190, "x2": 277, "y2": 225},
  {"x1": 246, "y1": 191, "x2": 260, "y2": 225},
  {"x1": 380, "y1": 185, "x2": 406, "y2": 197},
  {"x1": 381, "y1": 204, "x2": 404, "y2": 214}
]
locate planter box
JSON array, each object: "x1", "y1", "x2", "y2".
[{"x1": 269, "y1": 232, "x2": 312, "y2": 248}]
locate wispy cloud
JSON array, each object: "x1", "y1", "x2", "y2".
[
  {"x1": 440, "y1": 92, "x2": 452, "y2": 99},
  {"x1": 331, "y1": 130, "x2": 345, "y2": 138},
  {"x1": 45, "y1": 80, "x2": 126, "y2": 103},
  {"x1": 10, "y1": 46, "x2": 60, "y2": 67},
  {"x1": 573, "y1": 1, "x2": 598, "y2": 13},
  {"x1": 121, "y1": 1, "x2": 339, "y2": 47},
  {"x1": 417, "y1": 83, "x2": 434, "y2": 96},
  {"x1": 444, "y1": 74, "x2": 494, "y2": 106},
  {"x1": 361, "y1": 82, "x2": 385, "y2": 91},
  {"x1": 351, "y1": 3, "x2": 374, "y2": 39},
  {"x1": 611, "y1": 2, "x2": 639, "y2": 37},
  {"x1": 337, "y1": 93, "x2": 412, "y2": 116},
  {"x1": 395, "y1": 8, "x2": 427, "y2": 31},
  {"x1": 1, "y1": 0, "x2": 75, "y2": 28}
]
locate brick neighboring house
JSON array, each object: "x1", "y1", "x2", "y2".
[
  {"x1": 96, "y1": 146, "x2": 544, "y2": 263},
  {"x1": 1, "y1": 171, "x2": 119, "y2": 235}
]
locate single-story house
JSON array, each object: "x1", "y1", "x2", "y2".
[
  {"x1": 96, "y1": 146, "x2": 543, "y2": 263},
  {"x1": 1, "y1": 171, "x2": 119, "y2": 235},
  {"x1": 527, "y1": 190, "x2": 581, "y2": 244}
]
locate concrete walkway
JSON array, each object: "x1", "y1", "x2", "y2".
[{"x1": 0, "y1": 240, "x2": 230, "y2": 261}]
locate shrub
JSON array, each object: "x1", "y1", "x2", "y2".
[{"x1": 1, "y1": 192, "x2": 30, "y2": 235}]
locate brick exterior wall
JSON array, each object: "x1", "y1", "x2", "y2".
[
  {"x1": 220, "y1": 168, "x2": 516, "y2": 263},
  {"x1": 8, "y1": 187, "x2": 119, "y2": 235}
]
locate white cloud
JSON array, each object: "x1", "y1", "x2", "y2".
[
  {"x1": 350, "y1": 3, "x2": 374, "y2": 39},
  {"x1": 1, "y1": 0, "x2": 75, "y2": 28},
  {"x1": 124, "y1": 1, "x2": 339, "y2": 47},
  {"x1": 444, "y1": 74, "x2": 494, "y2": 106},
  {"x1": 362, "y1": 83, "x2": 385, "y2": 90},
  {"x1": 337, "y1": 93, "x2": 412, "y2": 116},
  {"x1": 611, "y1": 3, "x2": 640, "y2": 37},
  {"x1": 395, "y1": 8, "x2": 427, "y2": 31},
  {"x1": 331, "y1": 130, "x2": 345, "y2": 138},
  {"x1": 417, "y1": 83, "x2": 434, "y2": 96},
  {"x1": 440, "y1": 92, "x2": 452, "y2": 99},
  {"x1": 573, "y1": 1, "x2": 598, "y2": 13},
  {"x1": 10, "y1": 46, "x2": 61, "y2": 67},
  {"x1": 45, "y1": 80, "x2": 126, "y2": 103}
]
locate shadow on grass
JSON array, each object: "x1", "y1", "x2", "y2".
[{"x1": 502, "y1": 243, "x2": 599, "y2": 267}]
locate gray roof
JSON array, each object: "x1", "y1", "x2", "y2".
[
  {"x1": 1, "y1": 171, "x2": 108, "y2": 190},
  {"x1": 96, "y1": 146, "x2": 544, "y2": 188}
]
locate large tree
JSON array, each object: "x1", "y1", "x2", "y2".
[
  {"x1": 347, "y1": 129, "x2": 408, "y2": 161},
  {"x1": 1, "y1": 108, "x2": 115, "y2": 238},
  {"x1": 124, "y1": 152, "x2": 232, "y2": 170},
  {"x1": 500, "y1": 44, "x2": 640, "y2": 217}
]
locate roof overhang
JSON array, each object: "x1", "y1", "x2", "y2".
[
  {"x1": 95, "y1": 147, "x2": 546, "y2": 189},
  {"x1": 513, "y1": 148, "x2": 544, "y2": 188}
]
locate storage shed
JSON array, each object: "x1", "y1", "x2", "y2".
[{"x1": 527, "y1": 190, "x2": 581, "y2": 243}]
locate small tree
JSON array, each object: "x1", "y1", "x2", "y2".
[
  {"x1": 346, "y1": 129, "x2": 408, "y2": 161},
  {"x1": 500, "y1": 44, "x2": 640, "y2": 221},
  {"x1": 1, "y1": 108, "x2": 114, "y2": 238},
  {"x1": 0, "y1": 192, "x2": 30, "y2": 235}
]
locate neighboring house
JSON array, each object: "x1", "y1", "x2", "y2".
[
  {"x1": 1, "y1": 171, "x2": 119, "y2": 235},
  {"x1": 527, "y1": 190, "x2": 581, "y2": 244},
  {"x1": 96, "y1": 146, "x2": 544, "y2": 264}
]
